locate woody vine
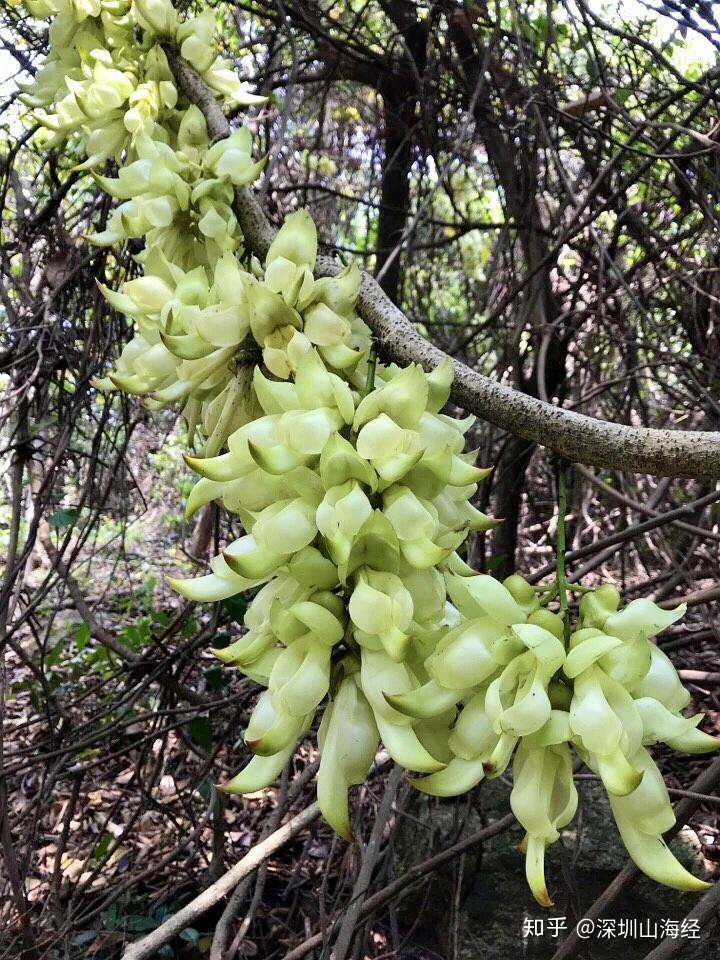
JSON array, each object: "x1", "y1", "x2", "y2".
[{"x1": 18, "y1": 0, "x2": 719, "y2": 908}]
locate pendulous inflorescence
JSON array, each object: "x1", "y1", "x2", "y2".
[{"x1": 19, "y1": 0, "x2": 719, "y2": 906}]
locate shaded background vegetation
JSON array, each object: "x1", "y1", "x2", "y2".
[{"x1": 1, "y1": 0, "x2": 719, "y2": 957}]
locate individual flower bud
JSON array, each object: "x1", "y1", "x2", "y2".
[
  {"x1": 294, "y1": 349, "x2": 355, "y2": 423},
  {"x1": 349, "y1": 569, "x2": 412, "y2": 660},
  {"x1": 503, "y1": 574, "x2": 539, "y2": 616},
  {"x1": 300, "y1": 260, "x2": 360, "y2": 315},
  {"x1": 411, "y1": 755, "x2": 488, "y2": 797},
  {"x1": 319, "y1": 433, "x2": 378, "y2": 491},
  {"x1": 200, "y1": 301, "x2": 250, "y2": 349},
  {"x1": 81, "y1": 119, "x2": 128, "y2": 167},
  {"x1": 578, "y1": 583, "x2": 621, "y2": 628},
  {"x1": 180, "y1": 17, "x2": 216, "y2": 71},
  {"x1": 268, "y1": 637, "x2": 331, "y2": 717},
  {"x1": 359, "y1": 650, "x2": 445, "y2": 773},
  {"x1": 245, "y1": 574, "x2": 309, "y2": 634},
  {"x1": 317, "y1": 677, "x2": 378, "y2": 840},
  {"x1": 609, "y1": 748, "x2": 710, "y2": 892},
  {"x1": 167, "y1": 556, "x2": 258, "y2": 603},
  {"x1": 384, "y1": 677, "x2": 467, "y2": 720},
  {"x1": 564, "y1": 628, "x2": 623, "y2": 679},
  {"x1": 206, "y1": 127, "x2": 266, "y2": 185},
  {"x1": 302, "y1": 302, "x2": 351, "y2": 347},
  {"x1": 316, "y1": 481, "x2": 373, "y2": 564},
  {"x1": 402, "y1": 566, "x2": 446, "y2": 625},
  {"x1": 219, "y1": 468, "x2": 292, "y2": 516},
  {"x1": 417, "y1": 410, "x2": 470, "y2": 455},
  {"x1": 485, "y1": 655, "x2": 550, "y2": 741},
  {"x1": 212, "y1": 625, "x2": 275, "y2": 667},
  {"x1": 122, "y1": 275, "x2": 174, "y2": 314},
  {"x1": 244, "y1": 689, "x2": 310, "y2": 756},
  {"x1": 221, "y1": 739, "x2": 298, "y2": 795},
  {"x1": 414, "y1": 708, "x2": 456, "y2": 766},
  {"x1": 383, "y1": 486, "x2": 437, "y2": 542},
  {"x1": 355, "y1": 414, "x2": 423, "y2": 484},
  {"x1": 198, "y1": 202, "x2": 230, "y2": 240},
  {"x1": 342, "y1": 511, "x2": 400, "y2": 579},
  {"x1": 287, "y1": 546, "x2": 339, "y2": 590},
  {"x1": 247, "y1": 281, "x2": 302, "y2": 346},
  {"x1": 266, "y1": 209, "x2": 317, "y2": 269},
  {"x1": 604, "y1": 598, "x2": 686, "y2": 642},
  {"x1": 569, "y1": 667, "x2": 643, "y2": 796},
  {"x1": 134, "y1": 0, "x2": 177, "y2": 36},
  {"x1": 635, "y1": 697, "x2": 720, "y2": 754},
  {"x1": 277, "y1": 407, "x2": 345, "y2": 457},
  {"x1": 204, "y1": 63, "x2": 268, "y2": 105},
  {"x1": 527, "y1": 608, "x2": 565, "y2": 639},
  {"x1": 630, "y1": 645, "x2": 692, "y2": 713},
  {"x1": 222, "y1": 533, "x2": 288, "y2": 581},
  {"x1": 485, "y1": 624, "x2": 565, "y2": 740},
  {"x1": 445, "y1": 573, "x2": 527, "y2": 626},
  {"x1": 177, "y1": 103, "x2": 209, "y2": 149},
  {"x1": 425, "y1": 618, "x2": 505, "y2": 689},
  {"x1": 251, "y1": 497, "x2": 319, "y2": 554},
  {"x1": 425, "y1": 357, "x2": 454, "y2": 413},
  {"x1": 270, "y1": 597, "x2": 344, "y2": 648},
  {"x1": 448, "y1": 691, "x2": 499, "y2": 760},
  {"x1": 353, "y1": 364, "x2": 428, "y2": 431},
  {"x1": 599, "y1": 632, "x2": 652, "y2": 687},
  {"x1": 510, "y1": 738, "x2": 577, "y2": 907}
]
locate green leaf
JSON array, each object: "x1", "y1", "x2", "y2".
[
  {"x1": 127, "y1": 915, "x2": 160, "y2": 932},
  {"x1": 48, "y1": 507, "x2": 79, "y2": 530},
  {"x1": 45, "y1": 638, "x2": 66, "y2": 667},
  {"x1": 75, "y1": 623, "x2": 90, "y2": 651},
  {"x1": 210, "y1": 631, "x2": 232, "y2": 650},
  {"x1": 179, "y1": 927, "x2": 200, "y2": 942},
  {"x1": 189, "y1": 716, "x2": 213, "y2": 752},
  {"x1": 92, "y1": 832, "x2": 113, "y2": 862},
  {"x1": 223, "y1": 594, "x2": 248, "y2": 622},
  {"x1": 203, "y1": 667, "x2": 223, "y2": 691},
  {"x1": 119, "y1": 619, "x2": 151, "y2": 650},
  {"x1": 101, "y1": 904, "x2": 120, "y2": 930},
  {"x1": 196, "y1": 780, "x2": 212, "y2": 801}
]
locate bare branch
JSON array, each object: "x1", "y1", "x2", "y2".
[{"x1": 121, "y1": 802, "x2": 320, "y2": 960}]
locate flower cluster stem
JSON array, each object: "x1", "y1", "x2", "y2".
[
  {"x1": 555, "y1": 458, "x2": 570, "y2": 642},
  {"x1": 363, "y1": 345, "x2": 377, "y2": 397}
]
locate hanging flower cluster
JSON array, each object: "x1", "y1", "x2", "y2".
[
  {"x1": 89, "y1": 114, "x2": 264, "y2": 266},
  {"x1": 20, "y1": 0, "x2": 719, "y2": 907},
  {"x1": 20, "y1": 0, "x2": 262, "y2": 169},
  {"x1": 390, "y1": 584, "x2": 718, "y2": 903}
]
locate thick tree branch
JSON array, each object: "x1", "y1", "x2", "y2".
[{"x1": 166, "y1": 52, "x2": 720, "y2": 480}]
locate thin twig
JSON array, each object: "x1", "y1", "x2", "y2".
[
  {"x1": 331, "y1": 765, "x2": 404, "y2": 960},
  {"x1": 282, "y1": 813, "x2": 517, "y2": 960},
  {"x1": 122, "y1": 802, "x2": 320, "y2": 960}
]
